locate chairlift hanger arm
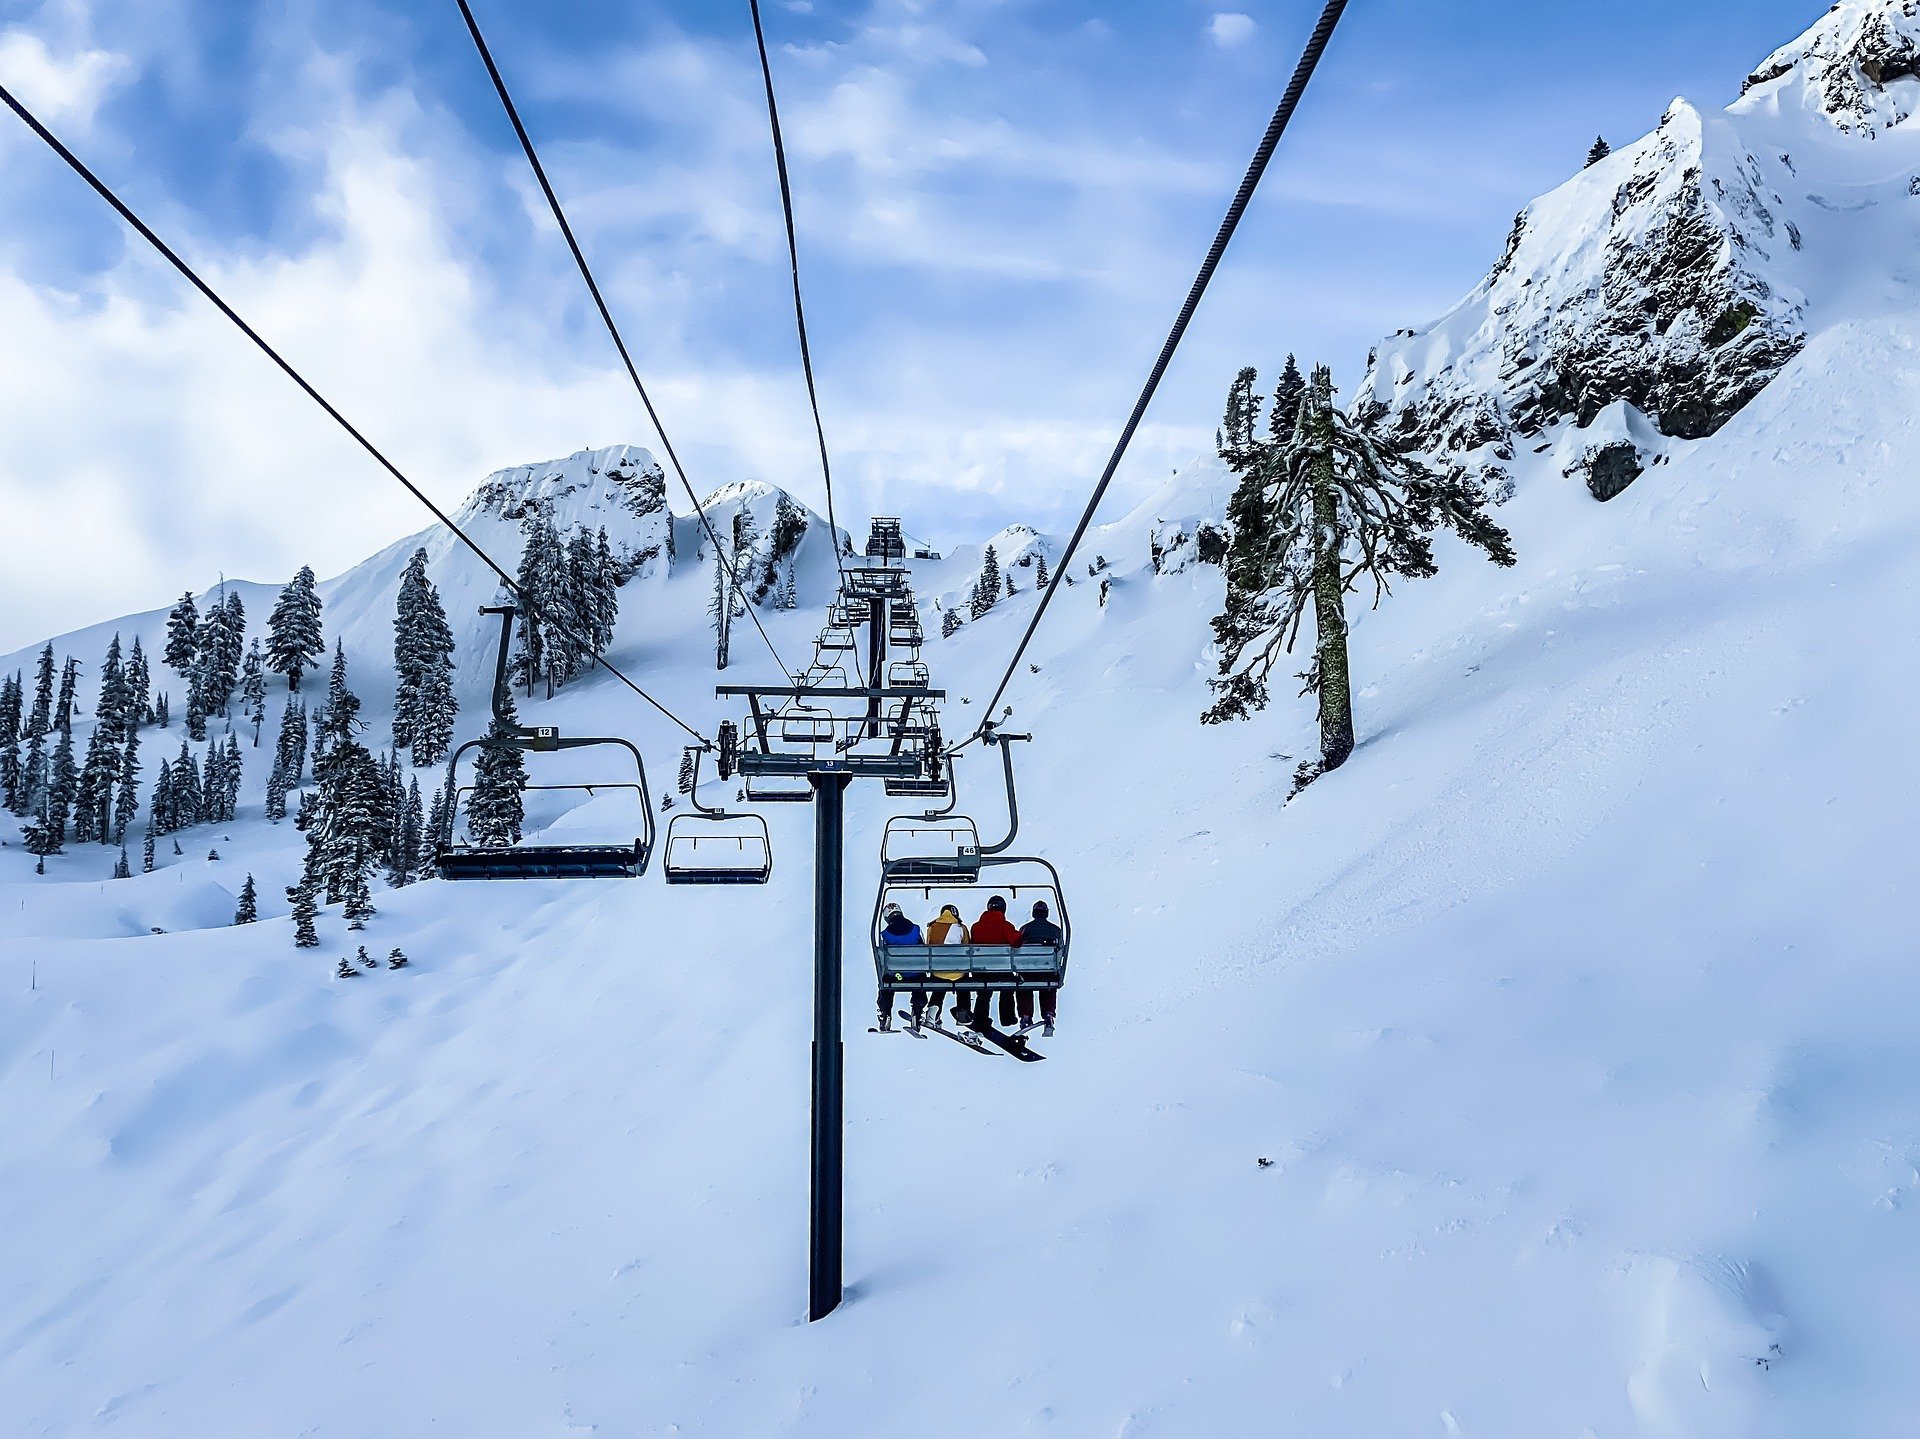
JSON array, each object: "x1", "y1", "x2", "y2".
[{"x1": 977, "y1": 729, "x2": 1031, "y2": 856}]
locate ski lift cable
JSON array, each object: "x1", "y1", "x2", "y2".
[
  {"x1": 969, "y1": 0, "x2": 1353, "y2": 731},
  {"x1": 0, "y1": 79, "x2": 713, "y2": 751},
  {"x1": 453, "y1": 0, "x2": 799, "y2": 685},
  {"x1": 746, "y1": 0, "x2": 868, "y2": 689}
]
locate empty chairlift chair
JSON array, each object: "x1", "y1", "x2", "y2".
[
  {"x1": 437, "y1": 604, "x2": 656, "y2": 880},
  {"x1": 663, "y1": 747, "x2": 772, "y2": 885}
]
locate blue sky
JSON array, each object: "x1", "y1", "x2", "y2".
[{"x1": 0, "y1": 0, "x2": 1826, "y2": 648}]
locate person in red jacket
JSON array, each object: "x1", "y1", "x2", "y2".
[{"x1": 962, "y1": 895, "x2": 1022, "y2": 1031}]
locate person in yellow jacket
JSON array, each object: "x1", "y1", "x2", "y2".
[{"x1": 918, "y1": 904, "x2": 970, "y2": 1027}]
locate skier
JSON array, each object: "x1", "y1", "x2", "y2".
[
  {"x1": 1016, "y1": 900, "x2": 1064, "y2": 1036},
  {"x1": 962, "y1": 896, "x2": 1022, "y2": 1031},
  {"x1": 916, "y1": 904, "x2": 970, "y2": 1027},
  {"x1": 876, "y1": 903, "x2": 922, "y2": 1032}
]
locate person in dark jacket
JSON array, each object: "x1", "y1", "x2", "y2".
[
  {"x1": 1014, "y1": 900, "x2": 1063, "y2": 1034},
  {"x1": 960, "y1": 896, "x2": 1022, "y2": 1031},
  {"x1": 877, "y1": 903, "x2": 922, "y2": 1031}
]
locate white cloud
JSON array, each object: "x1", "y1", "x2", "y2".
[
  {"x1": 0, "y1": 27, "x2": 130, "y2": 131},
  {"x1": 1208, "y1": 13, "x2": 1258, "y2": 50}
]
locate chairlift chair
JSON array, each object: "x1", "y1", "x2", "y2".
[
  {"x1": 436, "y1": 605, "x2": 656, "y2": 880},
  {"x1": 887, "y1": 659, "x2": 931, "y2": 690},
  {"x1": 818, "y1": 624, "x2": 858, "y2": 654},
  {"x1": 663, "y1": 748, "x2": 772, "y2": 885}
]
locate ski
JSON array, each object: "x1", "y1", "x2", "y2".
[{"x1": 908, "y1": 1012, "x2": 999, "y2": 1057}]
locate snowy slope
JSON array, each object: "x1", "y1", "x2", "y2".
[{"x1": 8, "y1": 4, "x2": 1920, "y2": 1436}]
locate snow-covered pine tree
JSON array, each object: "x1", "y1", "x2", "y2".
[
  {"x1": 112, "y1": 729, "x2": 141, "y2": 844},
  {"x1": 235, "y1": 874, "x2": 258, "y2": 923},
  {"x1": 266, "y1": 566, "x2": 325, "y2": 691},
  {"x1": 221, "y1": 734, "x2": 244, "y2": 822},
  {"x1": 25, "y1": 645, "x2": 53, "y2": 740},
  {"x1": 388, "y1": 776, "x2": 423, "y2": 887},
  {"x1": 301, "y1": 645, "x2": 383, "y2": 904},
  {"x1": 141, "y1": 819, "x2": 155, "y2": 873},
  {"x1": 392, "y1": 548, "x2": 458, "y2": 764},
  {"x1": 972, "y1": 546, "x2": 1001, "y2": 619},
  {"x1": 192, "y1": 587, "x2": 245, "y2": 718},
  {"x1": 0, "y1": 734, "x2": 19, "y2": 815},
  {"x1": 0, "y1": 671, "x2": 18, "y2": 745},
  {"x1": 1586, "y1": 135, "x2": 1611, "y2": 167},
  {"x1": 24, "y1": 799, "x2": 60, "y2": 873},
  {"x1": 240, "y1": 639, "x2": 267, "y2": 745},
  {"x1": 96, "y1": 634, "x2": 129, "y2": 742},
  {"x1": 343, "y1": 873, "x2": 375, "y2": 926},
  {"x1": 55, "y1": 656, "x2": 79, "y2": 731},
  {"x1": 1203, "y1": 364, "x2": 1517, "y2": 774},
  {"x1": 777, "y1": 569, "x2": 799, "y2": 610},
  {"x1": 466, "y1": 689, "x2": 528, "y2": 846},
  {"x1": 150, "y1": 757, "x2": 174, "y2": 835},
  {"x1": 17, "y1": 726, "x2": 48, "y2": 820},
  {"x1": 291, "y1": 879, "x2": 319, "y2": 947},
  {"x1": 170, "y1": 738, "x2": 202, "y2": 826},
  {"x1": 73, "y1": 724, "x2": 119, "y2": 844},
  {"x1": 275, "y1": 696, "x2": 308, "y2": 786},
  {"x1": 420, "y1": 783, "x2": 447, "y2": 875},
  {"x1": 45, "y1": 719, "x2": 75, "y2": 850},
  {"x1": 153, "y1": 693, "x2": 169, "y2": 729},
  {"x1": 942, "y1": 608, "x2": 963, "y2": 639},
  {"x1": 265, "y1": 757, "x2": 288, "y2": 822},
  {"x1": 163, "y1": 592, "x2": 198, "y2": 677},
  {"x1": 509, "y1": 509, "x2": 562, "y2": 696},
  {"x1": 113, "y1": 846, "x2": 131, "y2": 880},
  {"x1": 126, "y1": 636, "x2": 150, "y2": 726},
  {"x1": 677, "y1": 747, "x2": 696, "y2": 796},
  {"x1": 1034, "y1": 553, "x2": 1050, "y2": 589}
]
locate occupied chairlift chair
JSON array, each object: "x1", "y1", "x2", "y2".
[
  {"x1": 436, "y1": 604, "x2": 656, "y2": 879},
  {"x1": 872, "y1": 730, "x2": 1069, "y2": 1009},
  {"x1": 663, "y1": 746, "x2": 772, "y2": 885}
]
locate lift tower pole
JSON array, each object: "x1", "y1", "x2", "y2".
[
  {"x1": 807, "y1": 768, "x2": 852, "y2": 1321},
  {"x1": 717, "y1": 676, "x2": 946, "y2": 1324}
]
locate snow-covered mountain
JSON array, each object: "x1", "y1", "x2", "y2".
[
  {"x1": 1362, "y1": 0, "x2": 1920, "y2": 502},
  {"x1": 8, "y1": 4, "x2": 1920, "y2": 1436}
]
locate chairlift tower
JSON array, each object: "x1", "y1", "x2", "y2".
[{"x1": 718, "y1": 680, "x2": 947, "y2": 1321}]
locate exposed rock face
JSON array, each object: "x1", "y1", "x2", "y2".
[
  {"x1": 1358, "y1": 0, "x2": 1920, "y2": 494},
  {"x1": 1744, "y1": 0, "x2": 1920, "y2": 133},
  {"x1": 461, "y1": 444, "x2": 672, "y2": 578}
]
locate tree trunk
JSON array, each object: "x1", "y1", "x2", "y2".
[{"x1": 1311, "y1": 454, "x2": 1355, "y2": 772}]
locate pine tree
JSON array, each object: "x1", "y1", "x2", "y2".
[
  {"x1": 151, "y1": 757, "x2": 174, "y2": 835},
  {"x1": 266, "y1": 566, "x2": 325, "y2": 691},
  {"x1": 164, "y1": 592, "x2": 199, "y2": 676},
  {"x1": 240, "y1": 639, "x2": 267, "y2": 745},
  {"x1": 388, "y1": 947, "x2": 409, "y2": 970},
  {"x1": 112, "y1": 729, "x2": 141, "y2": 845},
  {"x1": 45, "y1": 720, "x2": 75, "y2": 850},
  {"x1": 343, "y1": 873, "x2": 375, "y2": 926},
  {"x1": 466, "y1": 690, "x2": 528, "y2": 846},
  {"x1": 153, "y1": 692, "x2": 170, "y2": 729},
  {"x1": 275, "y1": 696, "x2": 308, "y2": 787},
  {"x1": 392, "y1": 548, "x2": 458, "y2": 765},
  {"x1": 142, "y1": 820, "x2": 156, "y2": 873},
  {"x1": 234, "y1": 874, "x2": 258, "y2": 924},
  {"x1": 1203, "y1": 364, "x2": 1517, "y2": 771},
  {"x1": 509, "y1": 510, "x2": 563, "y2": 695},
  {"x1": 192, "y1": 587, "x2": 245, "y2": 718},
  {"x1": 421, "y1": 783, "x2": 448, "y2": 875},
  {"x1": 26, "y1": 645, "x2": 54, "y2": 740},
  {"x1": 1034, "y1": 553, "x2": 1050, "y2": 590},
  {"x1": 23, "y1": 800, "x2": 60, "y2": 873},
  {"x1": 55, "y1": 656, "x2": 79, "y2": 731},
  {"x1": 170, "y1": 739, "x2": 202, "y2": 826},
  {"x1": 971, "y1": 546, "x2": 1001, "y2": 620},
  {"x1": 113, "y1": 846, "x2": 131, "y2": 880},
  {"x1": 1586, "y1": 135, "x2": 1611, "y2": 167},
  {"x1": 265, "y1": 758, "x2": 288, "y2": 822},
  {"x1": 676, "y1": 748, "x2": 697, "y2": 796},
  {"x1": 126, "y1": 637, "x2": 151, "y2": 726},
  {"x1": 777, "y1": 568, "x2": 799, "y2": 610},
  {"x1": 708, "y1": 527, "x2": 737, "y2": 672},
  {"x1": 0, "y1": 735, "x2": 19, "y2": 814},
  {"x1": 291, "y1": 879, "x2": 319, "y2": 947},
  {"x1": 302, "y1": 650, "x2": 383, "y2": 905},
  {"x1": 73, "y1": 725, "x2": 119, "y2": 844},
  {"x1": 941, "y1": 608, "x2": 963, "y2": 639},
  {"x1": 389, "y1": 776, "x2": 423, "y2": 886},
  {"x1": 96, "y1": 634, "x2": 130, "y2": 742},
  {"x1": 18, "y1": 727, "x2": 48, "y2": 820}
]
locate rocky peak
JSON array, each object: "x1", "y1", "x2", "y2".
[{"x1": 1741, "y1": 0, "x2": 1920, "y2": 133}]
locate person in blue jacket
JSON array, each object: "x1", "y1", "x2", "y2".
[{"x1": 876, "y1": 903, "x2": 922, "y2": 1031}]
